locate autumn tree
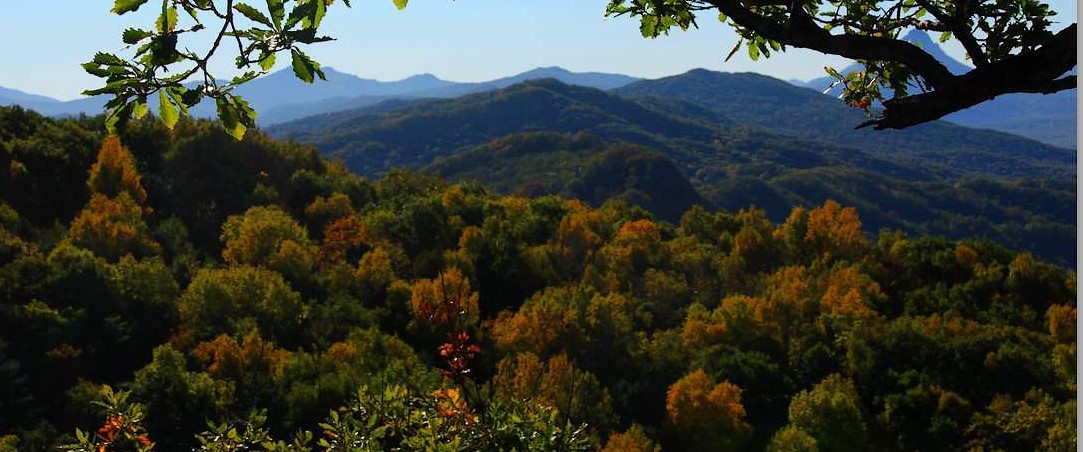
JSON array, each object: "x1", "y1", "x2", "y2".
[
  {"x1": 304, "y1": 192, "x2": 354, "y2": 235},
  {"x1": 492, "y1": 352, "x2": 616, "y2": 432},
  {"x1": 87, "y1": 135, "x2": 148, "y2": 206},
  {"x1": 192, "y1": 331, "x2": 290, "y2": 412},
  {"x1": 803, "y1": 200, "x2": 867, "y2": 262},
  {"x1": 665, "y1": 369, "x2": 752, "y2": 451},
  {"x1": 603, "y1": 424, "x2": 662, "y2": 452},
  {"x1": 67, "y1": 137, "x2": 159, "y2": 261}
]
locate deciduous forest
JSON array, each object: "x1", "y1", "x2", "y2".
[{"x1": 0, "y1": 106, "x2": 1075, "y2": 450}]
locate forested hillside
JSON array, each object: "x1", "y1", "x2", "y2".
[
  {"x1": 269, "y1": 79, "x2": 1076, "y2": 266},
  {"x1": 0, "y1": 107, "x2": 1075, "y2": 451}
]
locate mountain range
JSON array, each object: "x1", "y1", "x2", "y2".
[
  {"x1": 266, "y1": 72, "x2": 1075, "y2": 266},
  {"x1": 0, "y1": 66, "x2": 641, "y2": 125},
  {"x1": 2, "y1": 31, "x2": 1073, "y2": 147}
]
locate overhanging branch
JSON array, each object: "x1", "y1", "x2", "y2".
[
  {"x1": 860, "y1": 24, "x2": 1077, "y2": 130},
  {"x1": 705, "y1": 0, "x2": 955, "y2": 87}
]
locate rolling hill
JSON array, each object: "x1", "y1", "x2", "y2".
[
  {"x1": 426, "y1": 132, "x2": 706, "y2": 222},
  {"x1": 268, "y1": 78, "x2": 1076, "y2": 265},
  {"x1": 613, "y1": 69, "x2": 1075, "y2": 181}
]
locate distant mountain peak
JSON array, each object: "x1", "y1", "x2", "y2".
[
  {"x1": 520, "y1": 66, "x2": 573, "y2": 76},
  {"x1": 402, "y1": 73, "x2": 443, "y2": 82},
  {"x1": 901, "y1": 30, "x2": 971, "y2": 74}
]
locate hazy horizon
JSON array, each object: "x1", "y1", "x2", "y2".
[{"x1": 0, "y1": 1, "x2": 1076, "y2": 100}]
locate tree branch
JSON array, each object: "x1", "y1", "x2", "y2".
[
  {"x1": 911, "y1": 0, "x2": 989, "y2": 66},
  {"x1": 859, "y1": 24, "x2": 1077, "y2": 130},
  {"x1": 704, "y1": 0, "x2": 955, "y2": 88}
]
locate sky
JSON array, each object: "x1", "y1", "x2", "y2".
[{"x1": 0, "y1": 0, "x2": 1077, "y2": 100}]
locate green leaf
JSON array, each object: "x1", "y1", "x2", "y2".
[
  {"x1": 291, "y1": 48, "x2": 319, "y2": 83},
  {"x1": 82, "y1": 63, "x2": 112, "y2": 78},
  {"x1": 111, "y1": 0, "x2": 150, "y2": 14},
  {"x1": 122, "y1": 28, "x2": 152, "y2": 45},
  {"x1": 92, "y1": 52, "x2": 127, "y2": 66},
  {"x1": 167, "y1": 86, "x2": 190, "y2": 115},
  {"x1": 106, "y1": 101, "x2": 135, "y2": 133},
  {"x1": 724, "y1": 38, "x2": 743, "y2": 62},
  {"x1": 291, "y1": 49, "x2": 313, "y2": 83},
  {"x1": 216, "y1": 97, "x2": 247, "y2": 140},
  {"x1": 287, "y1": 28, "x2": 334, "y2": 44},
  {"x1": 267, "y1": 0, "x2": 285, "y2": 28},
  {"x1": 393, "y1": 0, "x2": 408, "y2": 10},
  {"x1": 310, "y1": 0, "x2": 327, "y2": 28},
  {"x1": 148, "y1": 34, "x2": 181, "y2": 66},
  {"x1": 259, "y1": 52, "x2": 276, "y2": 71},
  {"x1": 235, "y1": 3, "x2": 275, "y2": 28},
  {"x1": 231, "y1": 71, "x2": 261, "y2": 85},
  {"x1": 158, "y1": 90, "x2": 179, "y2": 129},
  {"x1": 748, "y1": 41, "x2": 760, "y2": 61},
  {"x1": 132, "y1": 97, "x2": 149, "y2": 120},
  {"x1": 284, "y1": 2, "x2": 311, "y2": 30},
  {"x1": 156, "y1": 5, "x2": 178, "y2": 33}
]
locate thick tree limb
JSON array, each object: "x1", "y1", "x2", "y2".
[
  {"x1": 705, "y1": 0, "x2": 955, "y2": 87},
  {"x1": 860, "y1": 24, "x2": 1077, "y2": 130},
  {"x1": 911, "y1": 0, "x2": 989, "y2": 66}
]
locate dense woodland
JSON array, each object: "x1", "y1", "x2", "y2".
[{"x1": 0, "y1": 106, "x2": 1076, "y2": 450}]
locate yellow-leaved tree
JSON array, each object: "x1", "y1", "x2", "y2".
[{"x1": 665, "y1": 369, "x2": 752, "y2": 451}]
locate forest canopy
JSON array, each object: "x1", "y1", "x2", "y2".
[{"x1": 0, "y1": 107, "x2": 1074, "y2": 450}]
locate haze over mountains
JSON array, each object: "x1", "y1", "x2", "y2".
[
  {"x1": 0, "y1": 66, "x2": 642, "y2": 126},
  {"x1": 1, "y1": 31, "x2": 1073, "y2": 147}
]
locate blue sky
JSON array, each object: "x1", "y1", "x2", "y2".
[{"x1": 0, "y1": 0, "x2": 1076, "y2": 100}]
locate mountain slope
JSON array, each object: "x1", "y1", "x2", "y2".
[
  {"x1": 943, "y1": 90, "x2": 1077, "y2": 149},
  {"x1": 613, "y1": 69, "x2": 1075, "y2": 181},
  {"x1": 794, "y1": 31, "x2": 1076, "y2": 149},
  {"x1": 426, "y1": 132, "x2": 705, "y2": 222},
  {"x1": 267, "y1": 78, "x2": 934, "y2": 186},
  {"x1": 0, "y1": 87, "x2": 62, "y2": 106}
]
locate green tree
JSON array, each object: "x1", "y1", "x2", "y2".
[
  {"x1": 177, "y1": 266, "x2": 303, "y2": 344},
  {"x1": 786, "y1": 374, "x2": 867, "y2": 452},
  {"x1": 220, "y1": 205, "x2": 317, "y2": 285},
  {"x1": 766, "y1": 426, "x2": 819, "y2": 452}
]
